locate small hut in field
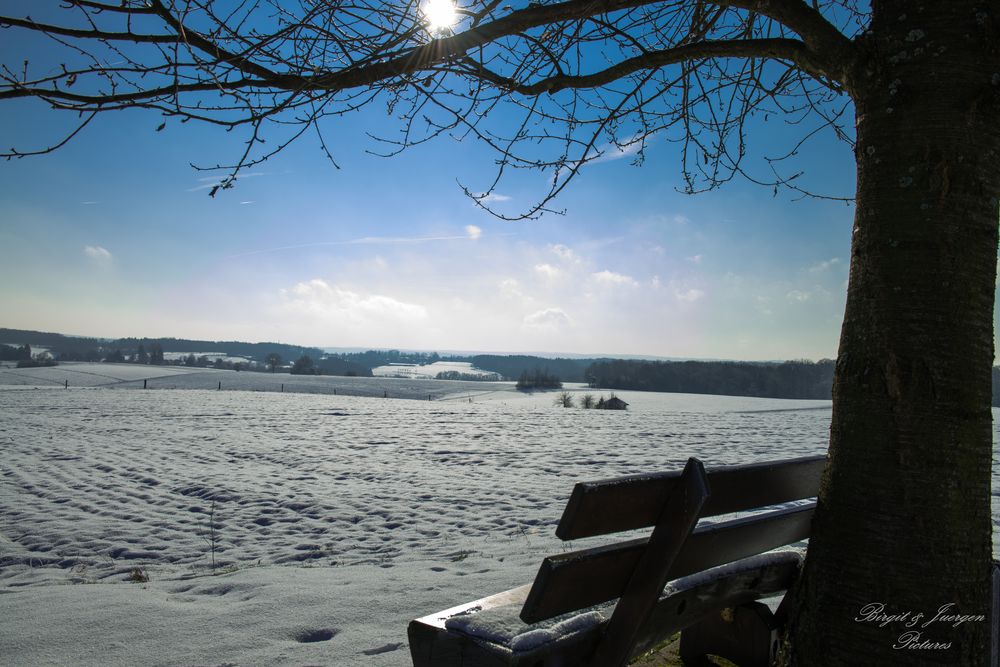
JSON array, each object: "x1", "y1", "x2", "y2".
[{"x1": 596, "y1": 395, "x2": 628, "y2": 410}]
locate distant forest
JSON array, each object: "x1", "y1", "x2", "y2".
[
  {"x1": 327, "y1": 349, "x2": 441, "y2": 368},
  {"x1": 463, "y1": 355, "x2": 595, "y2": 383},
  {"x1": 318, "y1": 351, "x2": 597, "y2": 382},
  {"x1": 586, "y1": 359, "x2": 836, "y2": 400},
  {"x1": 5, "y1": 328, "x2": 1000, "y2": 405},
  {"x1": 0, "y1": 328, "x2": 322, "y2": 368}
]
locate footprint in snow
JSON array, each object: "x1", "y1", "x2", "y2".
[{"x1": 294, "y1": 628, "x2": 339, "y2": 643}]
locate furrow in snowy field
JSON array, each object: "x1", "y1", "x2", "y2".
[{"x1": 0, "y1": 387, "x2": 995, "y2": 666}]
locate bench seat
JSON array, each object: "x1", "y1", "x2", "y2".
[
  {"x1": 409, "y1": 547, "x2": 804, "y2": 667},
  {"x1": 409, "y1": 455, "x2": 825, "y2": 666}
]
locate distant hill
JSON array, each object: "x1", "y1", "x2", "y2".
[
  {"x1": 463, "y1": 354, "x2": 598, "y2": 383},
  {"x1": 0, "y1": 328, "x2": 108, "y2": 355},
  {"x1": 0, "y1": 328, "x2": 322, "y2": 365},
  {"x1": 7, "y1": 327, "x2": 1000, "y2": 405}
]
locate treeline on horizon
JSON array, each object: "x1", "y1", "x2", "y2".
[
  {"x1": 0, "y1": 328, "x2": 323, "y2": 366},
  {"x1": 7, "y1": 327, "x2": 1000, "y2": 405},
  {"x1": 587, "y1": 358, "x2": 836, "y2": 400},
  {"x1": 463, "y1": 355, "x2": 594, "y2": 383}
]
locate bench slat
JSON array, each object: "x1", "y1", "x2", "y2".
[
  {"x1": 520, "y1": 502, "x2": 814, "y2": 623},
  {"x1": 555, "y1": 455, "x2": 824, "y2": 540}
]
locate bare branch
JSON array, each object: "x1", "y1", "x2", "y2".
[
  {"x1": 62, "y1": 1, "x2": 159, "y2": 15},
  {"x1": 3, "y1": 111, "x2": 97, "y2": 159},
  {"x1": 713, "y1": 0, "x2": 857, "y2": 80},
  {"x1": 0, "y1": 15, "x2": 181, "y2": 43},
  {"x1": 0, "y1": 78, "x2": 264, "y2": 103},
  {"x1": 0, "y1": 0, "x2": 869, "y2": 214},
  {"x1": 460, "y1": 37, "x2": 833, "y2": 95}
]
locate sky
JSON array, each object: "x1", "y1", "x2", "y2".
[{"x1": 0, "y1": 7, "x2": 881, "y2": 361}]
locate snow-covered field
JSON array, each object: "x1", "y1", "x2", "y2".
[
  {"x1": 371, "y1": 361, "x2": 499, "y2": 380},
  {"x1": 0, "y1": 380, "x2": 995, "y2": 666},
  {"x1": 0, "y1": 362, "x2": 519, "y2": 400}
]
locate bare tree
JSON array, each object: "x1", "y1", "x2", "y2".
[
  {"x1": 2, "y1": 2, "x2": 997, "y2": 663},
  {"x1": 265, "y1": 352, "x2": 282, "y2": 373}
]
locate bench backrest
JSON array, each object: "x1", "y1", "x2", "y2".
[{"x1": 519, "y1": 455, "x2": 825, "y2": 624}]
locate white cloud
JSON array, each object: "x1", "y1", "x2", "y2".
[
  {"x1": 755, "y1": 295, "x2": 773, "y2": 316},
  {"x1": 228, "y1": 232, "x2": 479, "y2": 259},
  {"x1": 352, "y1": 234, "x2": 466, "y2": 245},
  {"x1": 499, "y1": 278, "x2": 524, "y2": 300},
  {"x1": 651, "y1": 275, "x2": 661, "y2": 288},
  {"x1": 477, "y1": 193, "x2": 511, "y2": 203},
  {"x1": 522, "y1": 307, "x2": 571, "y2": 331},
  {"x1": 282, "y1": 279, "x2": 427, "y2": 324},
  {"x1": 686, "y1": 254, "x2": 703, "y2": 264},
  {"x1": 788, "y1": 285, "x2": 832, "y2": 302},
  {"x1": 587, "y1": 135, "x2": 645, "y2": 165},
  {"x1": 465, "y1": 225, "x2": 482, "y2": 240},
  {"x1": 83, "y1": 245, "x2": 112, "y2": 265},
  {"x1": 535, "y1": 263, "x2": 562, "y2": 279},
  {"x1": 188, "y1": 171, "x2": 269, "y2": 193},
  {"x1": 675, "y1": 288, "x2": 705, "y2": 302},
  {"x1": 808, "y1": 257, "x2": 841, "y2": 273},
  {"x1": 673, "y1": 214, "x2": 691, "y2": 225},
  {"x1": 549, "y1": 244, "x2": 581, "y2": 263},
  {"x1": 592, "y1": 270, "x2": 639, "y2": 287},
  {"x1": 787, "y1": 290, "x2": 811, "y2": 302}
]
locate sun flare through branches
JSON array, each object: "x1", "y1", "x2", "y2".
[{"x1": 422, "y1": 0, "x2": 459, "y2": 33}]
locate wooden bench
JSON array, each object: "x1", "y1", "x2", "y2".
[{"x1": 408, "y1": 455, "x2": 825, "y2": 667}]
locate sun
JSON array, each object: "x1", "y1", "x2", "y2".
[{"x1": 422, "y1": 0, "x2": 458, "y2": 33}]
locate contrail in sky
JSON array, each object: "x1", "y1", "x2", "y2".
[{"x1": 224, "y1": 233, "x2": 512, "y2": 260}]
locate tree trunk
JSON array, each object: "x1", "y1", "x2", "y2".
[{"x1": 786, "y1": 3, "x2": 1000, "y2": 665}]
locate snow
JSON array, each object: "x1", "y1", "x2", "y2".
[
  {"x1": 446, "y1": 602, "x2": 607, "y2": 652},
  {"x1": 0, "y1": 379, "x2": 994, "y2": 666},
  {"x1": 0, "y1": 362, "x2": 522, "y2": 399},
  {"x1": 371, "y1": 361, "x2": 498, "y2": 379},
  {"x1": 2, "y1": 566, "x2": 417, "y2": 666},
  {"x1": 0, "y1": 362, "x2": 200, "y2": 387},
  {"x1": 443, "y1": 548, "x2": 805, "y2": 654},
  {"x1": 660, "y1": 547, "x2": 806, "y2": 597}
]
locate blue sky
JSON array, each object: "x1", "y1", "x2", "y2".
[{"x1": 0, "y1": 13, "x2": 871, "y2": 361}]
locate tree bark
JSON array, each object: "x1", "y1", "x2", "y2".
[{"x1": 786, "y1": 3, "x2": 1000, "y2": 665}]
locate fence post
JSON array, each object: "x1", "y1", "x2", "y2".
[
  {"x1": 65, "y1": 380, "x2": 68, "y2": 389},
  {"x1": 143, "y1": 379, "x2": 147, "y2": 389},
  {"x1": 218, "y1": 381, "x2": 221, "y2": 391},
  {"x1": 281, "y1": 384, "x2": 284, "y2": 393}
]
